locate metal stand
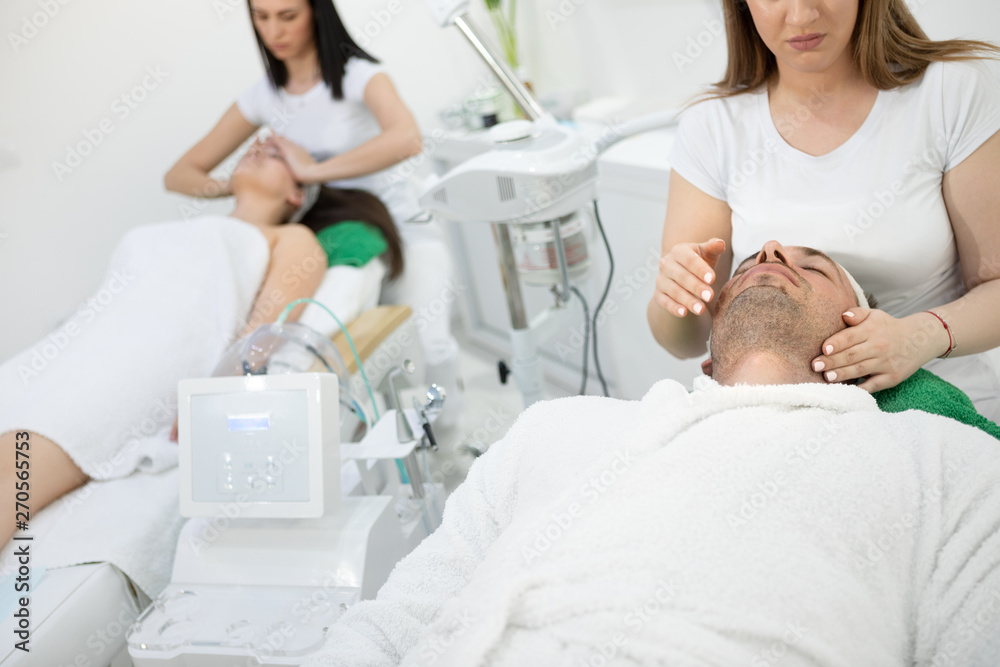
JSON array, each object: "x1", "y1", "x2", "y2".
[{"x1": 452, "y1": 14, "x2": 572, "y2": 406}]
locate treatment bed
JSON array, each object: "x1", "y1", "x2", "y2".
[{"x1": 0, "y1": 302, "x2": 426, "y2": 667}]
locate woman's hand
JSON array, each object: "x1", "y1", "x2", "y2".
[
  {"x1": 271, "y1": 135, "x2": 319, "y2": 183},
  {"x1": 811, "y1": 309, "x2": 951, "y2": 392},
  {"x1": 653, "y1": 238, "x2": 727, "y2": 317}
]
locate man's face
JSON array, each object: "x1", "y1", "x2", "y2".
[
  {"x1": 719, "y1": 241, "x2": 859, "y2": 314},
  {"x1": 710, "y1": 241, "x2": 859, "y2": 373}
]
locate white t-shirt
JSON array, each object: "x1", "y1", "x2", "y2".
[
  {"x1": 236, "y1": 57, "x2": 423, "y2": 226},
  {"x1": 670, "y1": 60, "x2": 1000, "y2": 418}
]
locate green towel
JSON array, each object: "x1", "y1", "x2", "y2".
[
  {"x1": 874, "y1": 368, "x2": 1000, "y2": 440},
  {"x1": 315, "y1": 221, "x2": 387, "y2": 269}
]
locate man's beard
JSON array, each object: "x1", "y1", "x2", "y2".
[{"x1": 710, "y1": 285, "x2": 832, "y2": 376}]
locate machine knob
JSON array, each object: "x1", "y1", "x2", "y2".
[{"x1": 498, "y1": 360, "x2": 511, "y2": 385}]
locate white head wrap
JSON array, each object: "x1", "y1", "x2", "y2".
[
  {"x1": 289, "y1": 183, "x2": 321, "y2": 225},
  {"x1": 836, "y1": 262, "x2": 868, "y2": 308}
]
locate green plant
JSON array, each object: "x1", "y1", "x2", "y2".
[{"x1": 483, "y1": 0, "x2": 518, "y2": 69}]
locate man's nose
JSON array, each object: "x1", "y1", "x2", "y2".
[{"x1": 756, "y1": 240, "x2": 789, "y2": 265}]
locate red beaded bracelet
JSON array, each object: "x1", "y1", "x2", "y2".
[{"x1": 924, "y1": 311, "x2": 956, "y2": 359}]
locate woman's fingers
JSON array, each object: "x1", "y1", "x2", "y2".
[
  {"x1": 654, "y1": 242, "x2": 725, "y2": 317},
  {"x1": 657, "y1": 256, "x2": 712, "y2": 315},
  {"x1": 654, "y1": 289, "x2": 690, "y2": 318},
  {"x1": 818, "y1": 354, "x2": 877, "y2": 383},
  {"x1": 698, "y1": 237, "x2": 727, "y2": 277},
  {"x1": 857, "y1": 374, "x2": 893, "y2": 393}
]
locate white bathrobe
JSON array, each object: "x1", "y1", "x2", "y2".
[{"x1": 306, "y1": 378, "x2": 1000, "y2": 667}]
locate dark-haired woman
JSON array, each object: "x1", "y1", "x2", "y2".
[
  {"x1": 0, "y1": 138, "x2": 406, "y2": 546},
  {"x1": 648, "y1": 0, "x2": 1000, "y2": 420},
  {"x1": 165, "y1": 0, "x2": 462, "y2": 424}
]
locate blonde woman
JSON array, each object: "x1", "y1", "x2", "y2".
[{"x1": 649, "y1": 0, "x2": 1000, "y2": 419}]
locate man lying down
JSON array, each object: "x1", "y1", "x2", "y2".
[{"x1": 307, "y1": 241, "x2": 1000, "y2": 667}]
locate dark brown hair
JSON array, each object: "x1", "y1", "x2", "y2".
[
  {"x1": 298, "y1": 186, "x2": 404, "y2": 281},
  {"x1": 248, "y1": 0, "x2": 379, "y2": 100},
  {"x1": 712, "y1": 0, "x2": 999, "y2": 96}
]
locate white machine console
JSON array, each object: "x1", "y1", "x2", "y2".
[
  {"x1": 177, "y1": 373, "x2": 339, "y2": 519},
  {"x1": 128, "y1": 373, "x2": 444, "y2": 667}
]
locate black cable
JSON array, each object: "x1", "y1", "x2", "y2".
[
  {"x1": 591, "y1": 200, "x2": 613, "y2": 397},
  {"x1": 569, "y1": 285, "x2": 590, "y2": 396}
]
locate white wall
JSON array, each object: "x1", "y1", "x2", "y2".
[
  {"x1": 1, "y1": 0, "x2": 998, "y2": 358},
  {"x1": 0, "y1": 0, "x2": 496, "y2": 358}
]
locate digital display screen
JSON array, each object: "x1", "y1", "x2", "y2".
[{"x1": 227, "y1": 415, "x2": 270, "y2": 431}]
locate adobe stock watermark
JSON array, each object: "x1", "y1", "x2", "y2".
[
  {"x1": 853, "y1": 455, "x2": 972, "y2": 573},
  {"x1": 386, "y1": 127, "x2": 448, "y2": 187},
  {"x1": 725, "y1": 416, "x2": 846, "y2": 531},
  {"x1": 520, "y1": 449, "x2": 633, "y2": 564},
  {"x1": 672, "y1": 17, "x2": 724, "y2": 72},
  {"x1": 545, "y1": 0, "x2": 589, "y2": 31},
  {"x1": 17, "y1": 268, "x2": 136, "y2": 385},
  {"x1": 842, "y1": 132, "x2": 947, "y2": 242},
  {"x1": 7, "y1": 0, "x2": 74, "y2": 53},
  {"x1": 750, "y1": 619, "x2": 809, "y2": 667},
  {"x1": 555, "y1": 245, "x2": 661, "y2": 362},
  {"x1": 355, "y1": 0, "x2": 407, "y2": 49},
  {"x1": 216, "y1": 243, "x2": 328, "y2": 353},
  {"x1": 932, "y1": 588, "x2": 1000, "y2": 667},
  {"x1": 450, "y1": 405, "x2": 513, "y2": 457},
  {"x1": 74, "y1": 600, "x2": 140, "y2": 666},
  {"x1": 727, "y1": 86, "x2": 832, "y2": 195},
  {"x1": 51, "y1": 65, "x2": 169, "y2": 181},
  {"x1": 413, "y1": 278, "x2": 467, "y2": 337},
  {"x1": 580, "y1": 578, "x2": 682, "y2": 667},
  {"x1": 64, "y1": 394, "x2": 178, "y2": 518},
  {"x1": 417, "y1": 606, "x2": 478, "y2": 665},
  {"x1": 186, "y1": 438, "x2": 311, "y2": 556},
  {"x1": 179, "y1": 109, "x2": 296, "y2": 220},
  {"x1": 515, "y1": 116, "x2": 626, "y2": 223}
]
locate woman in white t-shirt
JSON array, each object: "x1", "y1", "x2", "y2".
[
  {"x1": 165, "y1": 0, "x2": 462, "y2": 422},
  {"x1": 648, "y1": 0, "x2": 1000, "y2": 419}
]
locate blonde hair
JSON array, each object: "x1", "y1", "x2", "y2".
[{"x1": 711, "y1": 0, "x2": 999, "y2": 96}]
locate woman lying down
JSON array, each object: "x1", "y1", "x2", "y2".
[{"x1": 0, "y1": 140, "x2": 403, "y2": 546}]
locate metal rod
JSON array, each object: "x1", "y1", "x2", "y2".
[
  {"x1": 492, "y1": 223, "x2": 529, "y2": 329},
  {"x1": 550, "y1": 215, "x2": 572, "y2": 304},
  {"x1": 403, "y1": 452, "x2": 425, "y2": 498},
  {"x1": 453, "y1": 13, "x2": 546, "y2": 121}
]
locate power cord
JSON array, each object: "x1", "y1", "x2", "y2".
[
  {"x1": 569, "y1": 285, "x2": 590, "y2": 396},
  {"x1": 591, "y1": 200, "x2": 613, "y2": 397},
  {"x1": 276, "y1": 297, "x2": 412, "y2": 485}
]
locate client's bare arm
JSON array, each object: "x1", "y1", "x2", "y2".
[{"x1": 239, "y1": 224, "x2": 327, "y2": 337}]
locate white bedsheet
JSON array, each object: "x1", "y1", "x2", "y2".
[
  {"x1": 0, "y1": 216, "x2": 270, "y2": 480},
  {"x1": 0, "y1": 215, "x2": 389, "y2": 598},
  {"x1": 0, "y1": 468, "x2": 183, "y2": 598}
]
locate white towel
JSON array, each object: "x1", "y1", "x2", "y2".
[
  {"x1": 0, "y1": 469, "x2": 184, "y2": 598},
  {"x1": 299, "y1": 260, "x2": 387, "y2": 338},
  {"x1": 0, "y1": 216, "x2": 270, "y2": 479},
  {"x1": 307, "y1": 379, "x2": 1000, "y2": 667}
]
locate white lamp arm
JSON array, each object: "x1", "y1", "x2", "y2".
[{"x1": 423, "y1": 0, "x2": 471, "y2": 27}]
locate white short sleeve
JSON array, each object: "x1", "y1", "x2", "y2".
[
  {"x1": 669, "y1": 100, "x2": 729, "y2": 201},
  {"x1": 235, "y1": 77, "x2": 272, "y2": 127},
  {"x1": 940, "y1": 60, "x2": 1000, "y2": 172},
  {"x1": 342, "y1": 57, "x2": 385, "y2": 102}
]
